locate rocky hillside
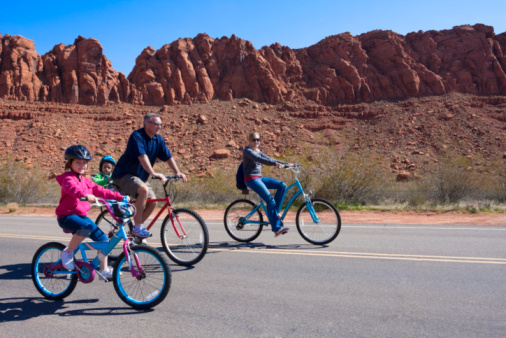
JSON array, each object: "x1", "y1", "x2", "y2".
[
  {"x1": 1, "y1": 92, "x2": 505, "y2": 181},
  {"x1": 1, "y1": 24, "x2": 505, "y2": 106}
]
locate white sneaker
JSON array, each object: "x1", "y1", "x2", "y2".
[
  {"x1": 99, "y1": 266, "x2": 114, "y2": 280},
  {"x1": 132, "y1": 224, "x2": 152, "y2": 238},
  {"x1": 61, "y1": 249, "x2": 75, "y2": 270}
]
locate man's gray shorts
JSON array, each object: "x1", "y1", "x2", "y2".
[{"x1": 113, "y1": 174, "x2": 156, "y2": 199}]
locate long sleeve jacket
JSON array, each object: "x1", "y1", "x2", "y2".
[
  {"x1": 242, "y1": 146, "x2": 288, "y2": 178},
  {"x1": 55, "y1": 171, "x2": 123, "y2": 218}
]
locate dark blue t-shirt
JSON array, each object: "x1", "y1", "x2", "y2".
[{"x1": 111, "y1": 128, "x2": 172, "y2": 182}]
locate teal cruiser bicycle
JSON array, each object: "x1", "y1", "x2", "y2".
[
  {"x1": 224, "y1": 165, "x2": 341, "y2": 245},
  {"x1": 31, "y1": 198, "x2": 171, "y2": 309}
]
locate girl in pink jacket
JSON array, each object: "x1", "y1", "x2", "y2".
[{"x1": 56, "y1": 145, "x2": 124, "y2": 280}]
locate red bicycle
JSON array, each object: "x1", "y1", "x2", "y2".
[{"x1": 95, "y1": 176, "x2": 209, "y2": 266}]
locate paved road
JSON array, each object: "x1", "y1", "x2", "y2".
[{"x1": 0, "y1": 215, "x2": 505, "y2": 337}]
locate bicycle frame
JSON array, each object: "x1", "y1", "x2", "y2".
[
  {"x1": 244, "y1": 167, "x2": 320, "y2": 225},
  {"x1": 55, "y1": 199, "x2": 143, "y2": 279},
  {"x1": 130, "y1": 177, "x2": 188, "y2": 239}
]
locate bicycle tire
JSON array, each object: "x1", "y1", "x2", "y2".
[
  {"x1": 113, "y1": 245, "x2": 171, "y2": 309},
  {"x1": 95, "y1": 209, "x2": 125, "y2": 261},
  {"x1": 224, "y1": 199, "x2": 264, "y2": 242},
  {"x1": 295, "y1": 198, "x2": 341, "y2": 245},
  {"x1": 160, "y1": 208, "x2": 209, "y2": 266},
  {"x1": 31, "y1": 242, "x2": 78, "y2": 300}
]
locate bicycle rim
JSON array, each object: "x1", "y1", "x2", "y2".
[
  {"x1": 296, "y1": 199, "x2": 341, "y2": 245},
  {"x1": 113, "y1": 245, "x2": 171, "y2": 309},
  {"x1": 160, "y1": 209, "x2": 209, "y2": 266},
  {"x1": 31, "y1": 242, "x2": 78, "y2": 300},
  {"x1": 224, "y1": 199, "x2": 263, "y2": 242}
]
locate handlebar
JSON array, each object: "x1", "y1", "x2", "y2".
[
  {"x1": 86, "y1": 197, "x2": 136, "y2": 222},
  {"x1": 281, "y1": 163, "x2": 301, "y2": 174},
  {"x1": 151, "y1": 175, "x2": 182, "y2": 181}
]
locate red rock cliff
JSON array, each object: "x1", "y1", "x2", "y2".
[
  {"x1": 1, "y1": 24, "x2": 505, "y2": 106},
  {"x1": 0, "y1": 35, "x2": 132, "y2": 105}
]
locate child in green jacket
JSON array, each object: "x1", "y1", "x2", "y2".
[{"x1": 92, "y1": 156, "x2": 116, "y2": 187}]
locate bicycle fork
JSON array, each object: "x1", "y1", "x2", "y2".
[
  {"x1": 170, "y1": 209, "x2": 188, "y2": 239},
  {"x1": 124, "y1": 241, "x2": 146, "y2": 280},
  {"x1": 304, "y1": 195, "x2": 320, "y2": 223}
]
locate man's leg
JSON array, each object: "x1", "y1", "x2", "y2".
[
  {"x1": 143, "y1": 202, "x2": 156, "y2": 223},
  {"x1": 113, "y1": 174, "x2": 154, "y2": 238},
  {"x1": 133, "y1": 184, "x2": 157, "y2": 224},
  {"x1": 132, "y1": 183, "x2": 156, "y2": 238},
  {"x1": 133, "y1": 184, "x2": 149, "y2": 226}
]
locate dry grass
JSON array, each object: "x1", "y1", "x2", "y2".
[{"x1": 1, "y1": 147, "x2": 505, "y2": 214}]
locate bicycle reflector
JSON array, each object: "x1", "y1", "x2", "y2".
[{"x1": 113, "y1": 202, "x2": 136, "y2": 218}]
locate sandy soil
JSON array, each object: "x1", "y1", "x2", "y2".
[{"x1": 1, "y1": 206, "x2": 505, "y2": 225}]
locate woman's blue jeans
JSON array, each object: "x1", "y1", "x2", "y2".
[{"x1": 246, "y1": 177, "x2": 286, "y2": 232}]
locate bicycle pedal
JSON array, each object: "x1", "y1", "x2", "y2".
[
  {"x1": 96, "y1": 271, "x2": 110, "y2": 282},
  {"x1": 133, "y1": 237, "x2": 148, "y2": 245}
]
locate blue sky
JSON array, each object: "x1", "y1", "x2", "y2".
[{"x1": 2, "y1": 0, "x2": 505, "y2": 75}]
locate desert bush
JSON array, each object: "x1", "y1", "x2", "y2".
[
  {"x1": 487, "y1": 164, "x2": 506, "y2": 202},
  {"x1": 0, "y1": 159, "x2": 60, "y2": 205},
  {"x1": 426, "y1": 152, "x2": 484, "y2": 204},
  {"x1": 6, "y1": 202, "x2": 19, "y2": 213},
  {"x1": 292, "y1": 145, "x2": 392, "y2": 204}
]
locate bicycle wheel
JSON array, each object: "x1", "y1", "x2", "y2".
[
  {"x1": 95, "y1": 209, "x2": 125, "y2": 260},
  {"x1": 113, "y1": 245, "x2": 171, "y2": 309},
  {"x1": 160, "y1": 208, "x2": 209, "y2": 266},
  {"x1": 296, "y1": 199, "x2": 341, "y2": 245},
  {"x1": 31, "y1": 242, "x2": 78, "y2": 300},
  {"x1": 224, "y1": 199, "x2": 264, "y2": 242}
]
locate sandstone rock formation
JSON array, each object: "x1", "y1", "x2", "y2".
[
  {"x1": 0, "y1": 35, "x2": 43, "y2": 102},
  {"x1": 128, "y1": 34, "x2": 292, "y2": 105},
  {"x1": 0, "y1": 34, "x2": 135, "y2": 105},
  {"x1": 1, "y1": 24, "x2": 506, "y2": 106}
]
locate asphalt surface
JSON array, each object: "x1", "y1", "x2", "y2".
[{"x1": 0, "y1": 215, "x2": 505, "y2": 337}]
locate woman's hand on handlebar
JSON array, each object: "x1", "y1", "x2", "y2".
[{"x1": 277, "y1": 162, "x2": 295, "y2": 169}]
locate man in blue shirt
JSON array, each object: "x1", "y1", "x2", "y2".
[{"x1": 111, "y1": 113, "x2": 187, "y2": 237}]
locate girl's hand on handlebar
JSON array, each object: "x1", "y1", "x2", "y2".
[{"x1": 84, "y1": 194, "x2": 96, "y2": 203}]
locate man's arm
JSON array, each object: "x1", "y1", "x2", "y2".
[
  {"x1": 138, "y1": 154, "x2": 167, "y2": 182},
  {"x1": 167, "y1": 157, "x2": 188, "y2": 182}
]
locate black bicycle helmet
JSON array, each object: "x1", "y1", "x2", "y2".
[
  {"x1": 100, "y1": 155, "x2": 116, "y2": 167},
  {"x1": 64, "y1": 145, "x2": 92, "y2": 161}
]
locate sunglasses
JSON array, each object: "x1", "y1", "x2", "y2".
[
  {"x1": 148, "y1": 121, "x2": 162, "y2": 126},
  {"x1": 253, "y1": 138, "x2": 261, "y2": 142}
]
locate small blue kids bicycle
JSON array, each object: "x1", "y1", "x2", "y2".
[
  {"x1": 224, "y1": 165, "x2": 341, "y2": 245},
  {"x1": 31, "y1": 198, "x2": 171, "y2": 309}
]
